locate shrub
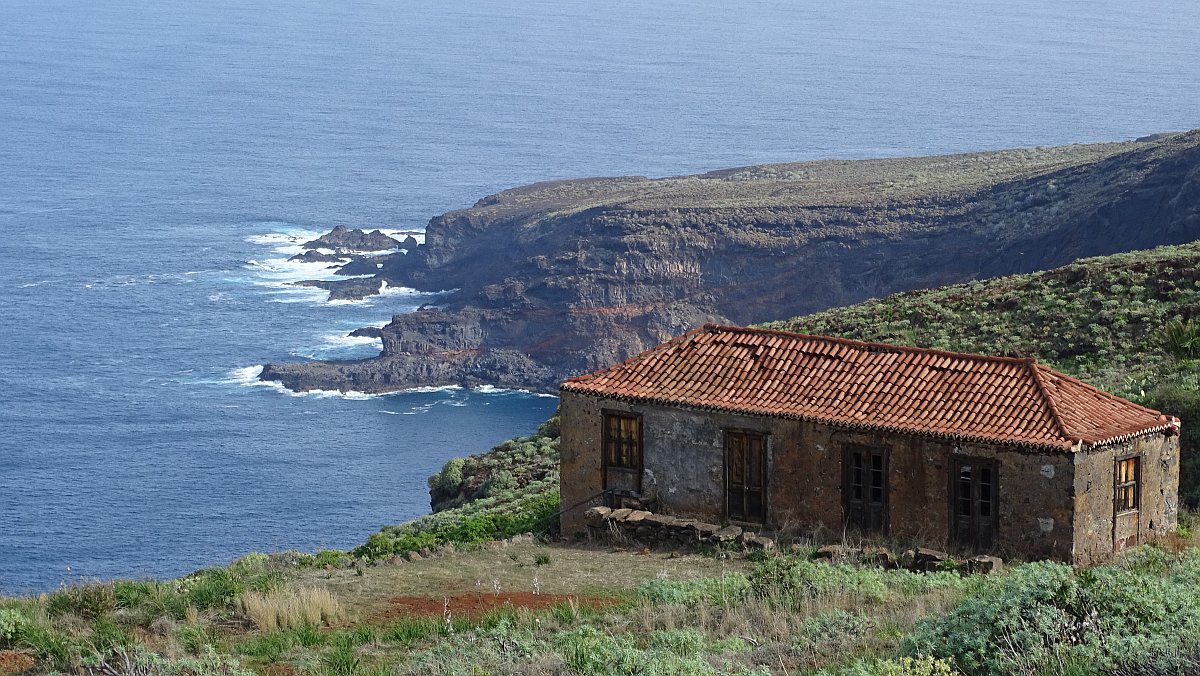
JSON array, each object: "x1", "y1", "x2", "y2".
[
  {"x1": 46, "y1": 582, "x2": 116, "y2": 620},
  {"x1": 238, "y1": 630, "x2": 295, "y2": 663},
  {"x1": 832, "y1": 655, "x2": 959, "y2": 676},
  {"x1": 382, "y1": 616, "x2": 440, "y2": 645},
  {"x1": 636, "y1": 574, "x2": 752, "y2": 607},
  {"x1": 749, "y1": 557, "x2": 890, "y2": 604},
  {"x1": 903, "y1": 553, "x2": 1200, "y2": 675},
  {"x1": 0, "y1": 608, "x2": 28, "y2": 647}
]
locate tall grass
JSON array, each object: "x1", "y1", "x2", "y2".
[{"x1": 241, "y1": 586, "x2": 341, "y2": 631}]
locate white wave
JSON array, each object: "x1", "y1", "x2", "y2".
[
  {"x1": 379, "y1": 229, "x2": 425, "y2": 245},
  {"x1": 325, "y1": 281, "x2": 428, "y2": 306},
  {"x1": 224, "y1": 365, "x2": 382, "y2": 400},
  {"x1": 393, "y1": 385, "x2": 464, "y2": 394},
  {"x1": 474, "y1": 384, "x2": 559, "y2": 399},
  {"x1": 321, "y1": 332, "x2": 382, "y2": 349}
]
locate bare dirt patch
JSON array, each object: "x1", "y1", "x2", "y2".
[
  {"x1": 0, "y1": 651, "x2": 35, "y2": 676},
  {"x1": 372, "y1": 592, "x2": 616, "y2": 623}
]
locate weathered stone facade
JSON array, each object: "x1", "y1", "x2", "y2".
[{"x1": 560, "y1": 392, "x2": 1180, "y2": 564}]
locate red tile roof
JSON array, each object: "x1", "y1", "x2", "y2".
[{"x1": 562, "y1": 324, "x2": 1179, "y2": 451}]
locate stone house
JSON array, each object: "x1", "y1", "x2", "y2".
[{"x1": 559, "y1": 324, "x2": 1182, "y2": 564}]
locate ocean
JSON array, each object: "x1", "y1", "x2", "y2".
[{"x1": 1, "y1": 0, "x2": 1197, "y2": 593}]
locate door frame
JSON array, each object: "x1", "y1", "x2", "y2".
[
  {"x1": 949, "y1": 456, "x2": 1000, "y2": 551},
  {"x1": 842, "y1": 444, "x2": 889, "y2": 534},
  {"x1": 724, "y1": 428, "x2": 768, "y2": 524}
]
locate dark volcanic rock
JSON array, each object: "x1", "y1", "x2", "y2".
[
  {"x1": 401, "y1": 235, "x2": 420, "y2": 251},
  {"x1": 303, "y1": 225, "x2": 399, "y2": 252},
  {"x1": 264, "y1": 131, "x2": 1200, "y2": 394},
  {"x1": 288, "y1": 250, "x2": 347, "y2": 263},
  {"x1": 291, "y1": 277, "x2": 384, "y2": 302}
]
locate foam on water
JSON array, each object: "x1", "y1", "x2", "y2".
[{"x1": 228, "y1": 365, "x2": 382, "y2": 400}]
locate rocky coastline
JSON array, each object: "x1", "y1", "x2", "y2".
[{"x1": 264, "y1": 130, "x2": 1200, "y2": 395}]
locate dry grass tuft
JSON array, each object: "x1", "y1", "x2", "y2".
[{"x1": 241, "y1": 586, "x2": 341, "y2": 631}]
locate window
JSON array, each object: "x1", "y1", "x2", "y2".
[
  {"x1": 1115, "y1": 456, "x2": 1140, "y2": 513},
  {"x1": 603, "y1": 412, "x2": 641, "y2": 471}
]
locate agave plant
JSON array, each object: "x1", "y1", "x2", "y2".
[{"x1": 1164, "y1": 318, "x2": 1200, "y2": 359}]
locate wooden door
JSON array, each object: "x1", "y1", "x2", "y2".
[
  {"x1": 844, "y1": 445, "x2": 888, "y2": 533},
  {"x1": 951, "y1": 459, "x2": 998, "y2": 550},
  {"x1": 726, "y1": 431, "x2": 767, "y2": 523}
]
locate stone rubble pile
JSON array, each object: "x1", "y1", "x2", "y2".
[
  {"x1": 585, "y1": 506, "x2": 1004, "y2": 574},
  {"x1": 585, "y1": 506, "x2": 775, "y2": 550}
]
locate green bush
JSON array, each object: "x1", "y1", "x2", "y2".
[
  {"x1": 636, "y1": 574, "x2": 751, "y2": 607},
  {"x1": 903, "y1": 553, "x2": 1200, "y2": 675},
  {"x1": 0, "y1": 608, "x2": 28, "y2": 648},
  {"x1": 830, "y1": 655, "x2": 959, "y2": 676},
  {"x1": 44, "y1": 582, "x2": 117, "y2": 620}
]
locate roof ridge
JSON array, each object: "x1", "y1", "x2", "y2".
[
  {"x1": 1033, "y1": 363, "x2": 1167, "y2": 419},
  {"x1": 703, "y1": 323, "x2": 1037, "y2": 366},
  {"x1": 1028, "y1": 362, "x2": 1071, "y2": 442}
]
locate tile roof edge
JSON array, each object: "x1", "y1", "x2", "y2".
[
  {"x1": 703, "y1": 323, "x2": 1039, "y2": 366},
  {"x1": 558, "y1": 387, "x2": 1079, "y2": 452}
]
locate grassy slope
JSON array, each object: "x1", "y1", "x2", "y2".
[{"x1": 763, "y1": 241, "x2": 1200, "y2": 397}]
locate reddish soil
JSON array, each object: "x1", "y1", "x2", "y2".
[
  {"x1": 372, "y1": 592, "x2": 616, "y2": 623},
  {"x1": 0, "y1": 651, "x2": 35, "y2": 676}
]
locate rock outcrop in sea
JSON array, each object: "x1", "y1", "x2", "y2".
[{"x1": 262, "y1": 130, "x2": 1200, "y2": 394}]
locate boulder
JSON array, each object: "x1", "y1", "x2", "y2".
[
  {"x1": 966, "y1": 555, "x2": 1004, "y2": 575},
  {"x1": 688, "y1": 522, "x2": 721, "y2": 539},
  {"x1": 900, "y1": 549, "x2": 917, "y2": 570},
  {"x1": 641, "y1": 514, "x2": 680, "y2": 528},
  {"x1": 711, "y1": 525, "x2": 743, "y2": 543},
  {"x1": 607, "y1": 508, "x2": 633, "y2": 522},
  {"x1": 584, "y1": 506, "x2": 611, "y2": 526},
  {"x1": 288, "y1": 249, "x2": 347, "y2": 263},
  {"x1": 303, "y1": 224, "x2": 399, "y2": 252},
  {"x1": 914, "y1": 548, "x2": 952, "y2": 572},
  {"x1": 861, "y1": 546, "x2": 898, "y2": 569},
  {"x1": 814, "y1": 544, "x2": 861, "y2": 561},
  {"x1": 624, "y1": 510, "x2": 651, "y2": 523}
]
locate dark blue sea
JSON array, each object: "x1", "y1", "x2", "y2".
[{"x1": 1, "y1": 0, "x2": 1198, "y2": 593}]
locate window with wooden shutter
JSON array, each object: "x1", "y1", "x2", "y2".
[
  {"x1": 1115, "y1": 456, "x2": 1140, "y2": 513},
  {"x1": 603, "y1": 412, "x2": 641, "y2": 471}
]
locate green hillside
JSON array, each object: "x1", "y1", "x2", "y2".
[
  {"x1": 764, "y1": 242, "x2": 1200, "y2": 396},
  {"x1": 764, "y1": 241, "x2": 1200, "y2": 502}
]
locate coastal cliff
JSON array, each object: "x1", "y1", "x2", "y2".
[{"x1": 261, "y1": 130, "x2": 1200, "y2": 394}]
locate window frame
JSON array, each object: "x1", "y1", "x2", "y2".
[
  {"x1": 601, "y1": 410, "x2": 643, "y2": 473},
  {"x1": 1114, "y1": 455, "x2": 1141, "y2": 515}
]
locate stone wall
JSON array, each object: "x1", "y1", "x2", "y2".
[
  {"x1": 1072, "y1": 433, "x2": 1180, "y2": 565},
  {"x1": 560, "y1": 391, "x2": 1178, "y2": 563}
]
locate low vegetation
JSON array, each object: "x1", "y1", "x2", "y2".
[
  {"x1": 8, "y1": 243, "x2": 1200, "y2": 673},
  {"x1": 352, "y1": 416, "x2": 561, "y2": 560},
  {"x1": 9, "y1": 535, "x2": 1200, "y2": 675}
]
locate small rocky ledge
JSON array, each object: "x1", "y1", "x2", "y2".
[
  {"x1": 584, "y1": 506, "x2": 1004, "y2": 574},
  {"x1": 584, "y1": 506, "x2": 775, "y2": 550}
]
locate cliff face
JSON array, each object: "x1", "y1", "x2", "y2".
[{"x1": 260, "y1": 131, "x2": 1200, "y2": 394}]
